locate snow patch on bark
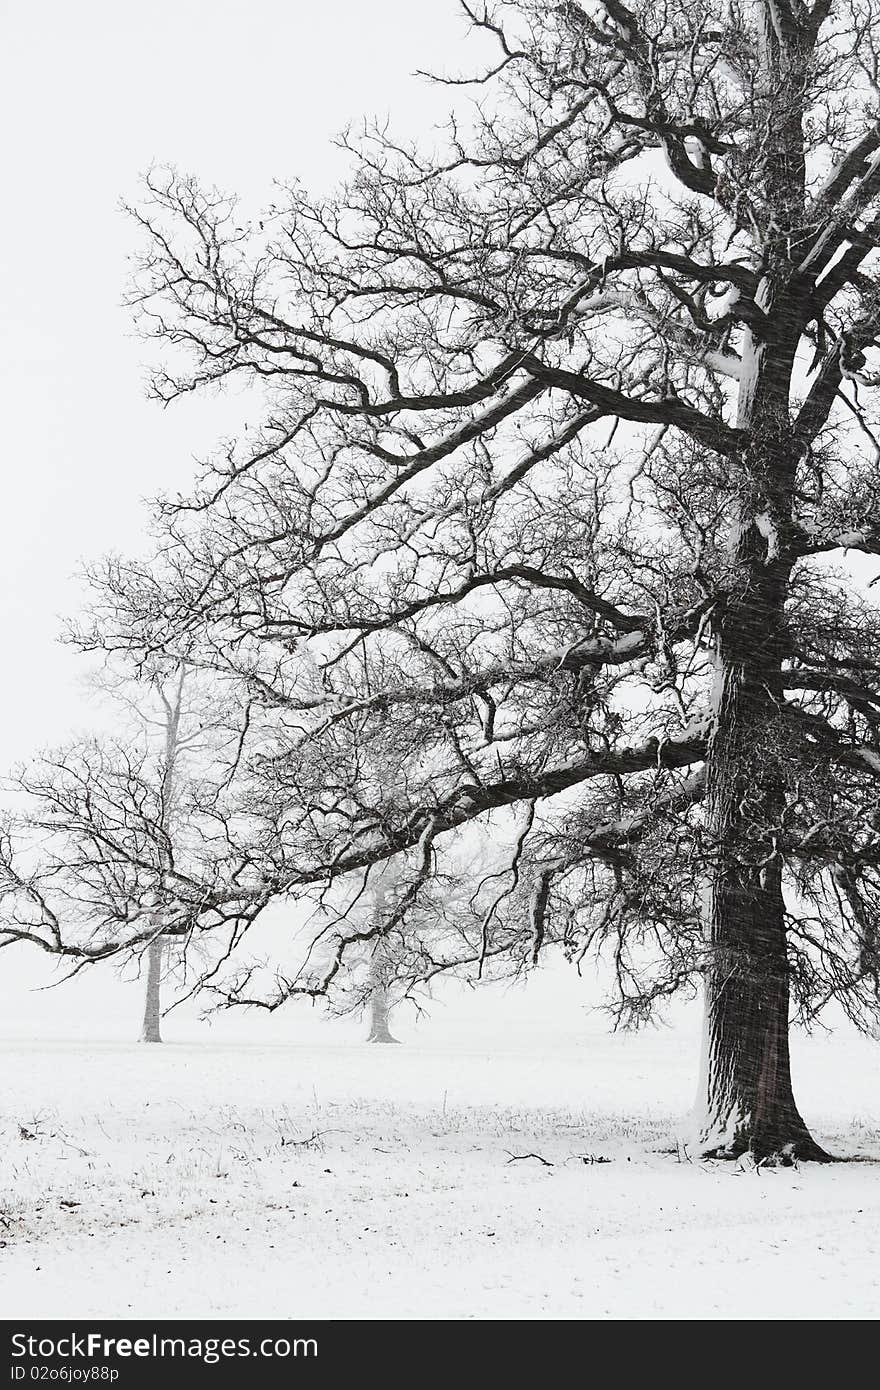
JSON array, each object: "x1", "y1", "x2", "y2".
[{"x1": 754, "y1": 510, "x2": 781, "y2": 559}]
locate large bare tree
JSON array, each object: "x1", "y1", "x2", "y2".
[{"x1": 9, "y1": 0, "x2": 880, "y2": 1158}]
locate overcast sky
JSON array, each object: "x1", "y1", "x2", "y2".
[
  {"x1": 0, "y1": 0, "x2": 473, "y2": 771},
  {"x1": 0, "y1": 1, "x2": 505, "y2": 1031}
]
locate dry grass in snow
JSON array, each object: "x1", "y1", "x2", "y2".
[{"x1": 1, "y1": 1020, "x2": 878, "y2": 1320}]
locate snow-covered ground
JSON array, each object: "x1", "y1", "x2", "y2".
[{"x1": 1, "y1": 986, "x2": 878, "y2": 1320}]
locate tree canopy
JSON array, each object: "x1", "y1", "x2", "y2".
[{"x1": 4, "y1": 0, "x2": 880, "y2": 1158}]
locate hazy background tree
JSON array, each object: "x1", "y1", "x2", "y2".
[
  {"x1": 0, "y1": 663, "x2": 262, "y2": 1009},
  {"x1": 111, "y1": 662, "x2": 220, "y2": 1042},
  {"x1": 329, "y1": 848, "x2": 509, "y2": 1043},
  {"x1": 86, "y1": 661, "x2": 203, "y2": 1041},
  {"x1": 364, "y1": 865, "x2": 402, "y2": 1043}
]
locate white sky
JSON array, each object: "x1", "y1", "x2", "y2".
[
  {"x1": 0, "y1": 0, "x2": 499, "y2": 1032},
  {"x1": 0, "y1": 0, "x2": 470, "y2": 770}
]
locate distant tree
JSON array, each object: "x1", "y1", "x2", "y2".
[
  {"x1": 346, "y1": 853, "x2": 490, "y2": 1043},
  {"x1": 8, "y1": 0, "x2": 880, "y2": 1159},
  {"x1": 91, "y1": 660, "x2": 246, "y2": 1040},
  {"x1": 364, "y1": 869, "x2": 402, "y2": 1044},
  {"x1": 280, "y1": 848, "x2": 503, "y2": 1044},
  {"x1": 365, "y1": 950, "x2": 400, "y2": 1044},
  {"x1": 0, "y1": 664, "x2": 257, "y2": 1028},
  {"x1": 140, "y1": 907, "x2": 165, "y2": 1042},
  {"x1": 127, "y1": 664, "x2": 197, "y2": 1041}
]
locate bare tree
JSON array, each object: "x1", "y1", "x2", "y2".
[
  {"x1": 140, "y1": 914, "x2": 165, "y2": 1042},
  {"x1": 347, "y1": 852, "x2": 488, "y2": 1043},
  {"x1": 86, "y1": 660, "x2": 247, "y2": 1040},
  {"x1": 364, "y1": 869, "x2": 402, "y2": 1044},
  {"x1": 135, "y1": 665, "x2": 193, "y2": 1041},
  {"x1": 12, "y1": 0, "x2": 880, "y2": 1159},
  {"x1": 0, "y1": 665, "x2": 263, "y2": 1011}
]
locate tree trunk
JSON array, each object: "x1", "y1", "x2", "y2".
[
  {"x1": 694, "y1": 278, "x2": 830, "y2": 1158},
  {"x1": 365, "y1": 937, "x2": 399, "y2": 1043},
  {"x1": 364, "y1": 862, "x2": 401, "y2": 1043},
  {"x1": 366, "y1": 982, "x2": 399, "y2": 1044},
  {"x1": 138, "y1": 664, "x2": 187, "y2": 1044},
  {"x1": 694, "y1": 28, "x2": 831, "y2": 1159},
  {"x1": 140, "y1": 936, "x2": 163, "y2": 1043},
  {"x1": 697, "y1": 770, "x2": 829, "y2": 1161},
  {"x1": 693, "y1": 397, "x2": 831, "y2": 1160}
]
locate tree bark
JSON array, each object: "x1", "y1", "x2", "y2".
[
  {"x1": 697, "y1": 654, "x2": 829, "y2": 1159},
  {"x1": 695, "y1": 364, "x2": 831, "y2": 1159},
  {"x1": 140, "y1": 936, "x2": 163, "y2": 1043},
  {"x1": 695, "y1": 22, "x2": 831, "y2": 1159}
]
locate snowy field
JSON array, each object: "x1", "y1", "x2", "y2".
[{"x1": 1, "y1": 974, "x2": 878, "y2": 1321}]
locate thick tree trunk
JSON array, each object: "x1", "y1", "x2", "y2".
[
  {"x1": 694, "y1": 336, "x2": 831, "y2": 1158},
  {"x1": 694, "y1": 28, "x2": 831, "y2": 1158},
  {"x1": 140, "y1": 936, "x2": 163, "y2": 1044},
  {"x1": 694, "y1": 407, "x2": 830, "y2": 1159},
  {"x1": 696, "y1": 643, "x2": 831, "y2": 1157},
  {"x1": 697, "y1": 784, "x2": 829, "y2": 1161}
]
